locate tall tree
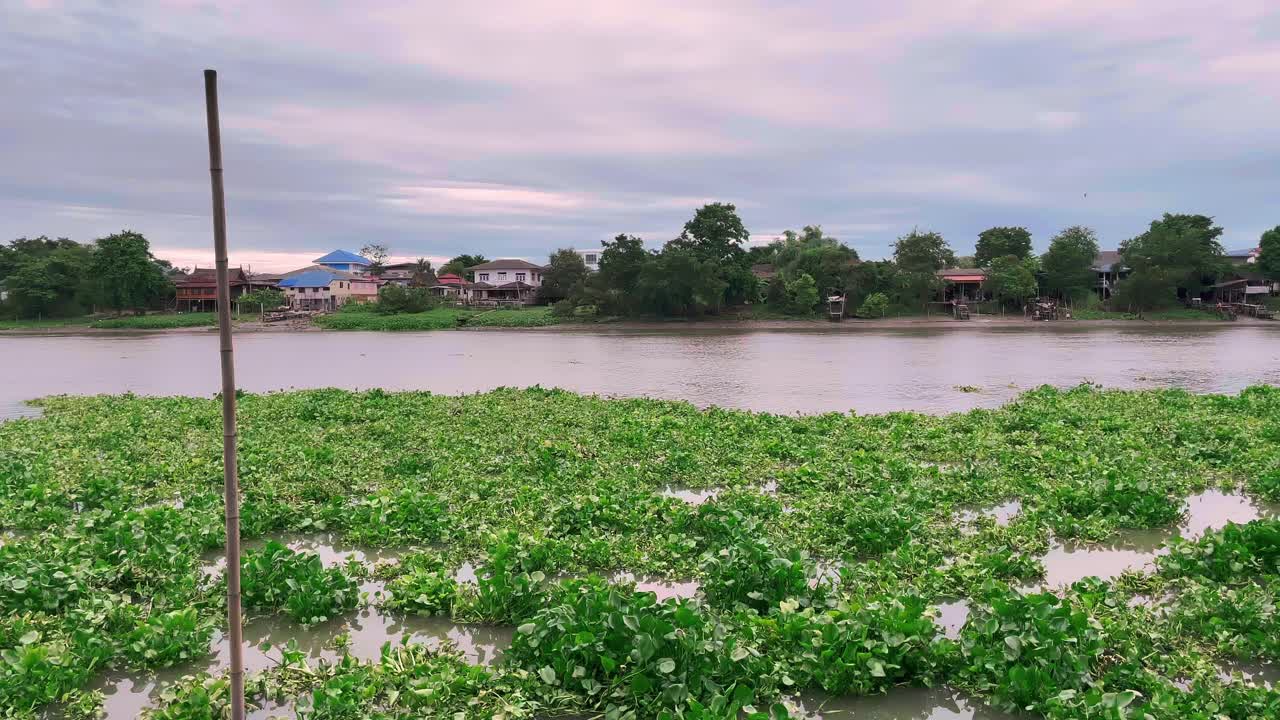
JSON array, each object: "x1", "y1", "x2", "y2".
[
  {"x1": 439, "y1": 254, "x2": 488, "y2": 281},
  {"x1": 1258, "y1": 226, "x2": 1280, "y2": 281},
  {"x1": 90, "y1": 231, "x2": 171, "y2": 313},
  {"x1": 410, "y1": 258, "x2": 435, "y2": 287},
  {"x1": 985, "y1": 255, "x2": 1039, "y2": 308},
  {"x1": 974, "y1": 227, "x2": 1033, "y2": 267},
  {"x1": 666, "y1": 202, "x2": 749, "y2": 264},
  {"x1": 1120, "y1": 213, "x2": 1227, "y2": 299},
  {"x1": 593, "y1": 234, "x2": 651, "y2": 314},
  {"x1": 360, "y1": 243, "x2": 390, "y2": 276},
  {"x1": 0, "y1": 237, "x2": 94, "y2": 318},
  {"x1": 892, "y1": 229, "x2": 955, "y2": 273},
  {"x1": 1041, "y1": 226, "x2": 1100, "y2": 301},
  {"x1": 538, "y1": 249, "x2": 590, "y2": 304},
  {"x1": 635, "y1": 247, "x2": 728, "y2": 317},
  {"x1": 771, "y1": 225, "x2": 859, "y2": 298}
]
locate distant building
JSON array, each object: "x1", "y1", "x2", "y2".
[
  {"x1": 313, "y1": 249, "x2": 372, "y2": 274},
  {"x1": 174, "y1": 267, "x2": 266, "y2": 312},
  {"x1": 464, "y1": 259, "x2": 545, "y2": 303},
  {"x1": 381, "y1": 261, "x2": 436, "y2": 287},
  {"x1": 751, "y1": 264, "x2": 777, "y2": 282},
  {"x1": 1225, "y1": 247, "x2": 1260, "y2": 267},
  {"x1": 278, "y1": 270, "x2": 377, "y2": 311},
  {"x1": 1091, "y1": 250, "x2": 1129, "y2": 299},
  {"x1": 430, "y1": 273, "x2": 466, "y2": 297},
  {"x1": 936, "y1": 268, "x2": 987, "y2": 302},
  {"x1": 572, "y1": 248, "x2": 605, "y2": 272}
]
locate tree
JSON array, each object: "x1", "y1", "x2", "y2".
[
  {"x1": 635, "y1": 247, "x2": 727, "y2": 316},
  {"x1": 846, "y1": 260, "x2": 901, "y2": 309},
  {"x1": 857, "y1": 292, "x2": 889, "y2": 318},
  {"x1": 985, "y1": 255, "x2": 1039, "y2": 309},
  {"x1": 974, "y1": 227, "x2": 1033, "y2": 267},
  {"x1": 1112, "y1": 268, "x2": 1178, "y2": 314},
  {"x1": 1259, "y1": 226, "x2": 1280, "y2": 280},
  {"x1": 360, "y1": 244, "x2": 390, "y2": 276},
  {"x1": 784, "y1": 273, "x2": 819, "y2": 315},
  {"x1": 410, "y1": 258, "x2": 435, "y2": 287},
  {"x1": 90, "y1": 231, "x2": 171, "y2": 313},
  {"x1": 666, "y1": 202, "x2": 750, "y2": 264},
  {"x1": 893, "y1": 229, "x2": 955, "y2": 273},
  {"x1": 771, "y1": 225, "x2": 860, "y2": 298},
  {"x1": 592, "y1": 234, "x2": 651, "y2": 314},
  {"x1": 235, "y1": 288, "x2": 285, "y2": 319},
  {"x1": 1041, "y1": 226, "x2": 1100, "y2": 302},
  {"x1": 0, "y1": 237, "x2": 93, "y2": 318},
  {"x1": 538, "y1": 249, "x2": 589, "y2": 304},
  {"x1": 439, "y1": 254, "x2": 488, "y2": 280},
  {"x1": 376, "y1": 284, "x2": 435, "y2": 314},
  {"x1": 1120, "y1": 214, "x2": 1227, "y2": 300}
]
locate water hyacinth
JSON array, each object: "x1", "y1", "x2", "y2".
[{"x1": 0, "y1": 384, "x2": 1279, "y2": 717}]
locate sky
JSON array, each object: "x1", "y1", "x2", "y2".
[{"x1": 3, "y1": 1, "x2": 1279, "y2": 272}]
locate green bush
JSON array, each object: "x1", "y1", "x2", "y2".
[
  {"x1": 856, "y1": 292, "x2": 889, "y2": 318},
  {"x1": 958, "y1": 584, "x2": 1108, "y2": 713},
  {"x1": 240, "y1": 541, "x2": 359, "y2": 625}
]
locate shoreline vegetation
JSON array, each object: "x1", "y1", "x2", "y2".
[
  {"x1": 2, "y1": 306, "x2": 1275, "y2": 334},
  {"x1": 2, "y1": 385, "x2": 1279, "y2": 718}
]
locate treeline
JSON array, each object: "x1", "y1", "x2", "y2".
[
  {"x1": 0, "y1": 232, "x2": 178, "y2": 319},
  {"x1": 539, "y1": 204, "x2": 1280, "y2": 318}
]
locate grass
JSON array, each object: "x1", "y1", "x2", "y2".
[
  {"x1": 0, "y1": 316, "x2": 92, "y2": 330},
  {"x1": 315, "y1": 306, "x2": 560, "y2": 331},
  {"x1": 88, "y1": 313, "x2": 217, "y2": 329},
  {"x1": 0, "y1": 313, "x2": 218, "y2": 330},
  {"x1": 1070, "y1": 307, "x2": 1217, "y2": 321},
  {"x1": 3, "y1": 385, "x2": 1280, "y2": 717}
]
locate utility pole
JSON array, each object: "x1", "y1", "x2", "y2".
[{"x1": 203, "y1": 68, "x2": 245, "y2": 720}]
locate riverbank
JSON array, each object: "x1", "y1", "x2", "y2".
[
  {"x1": 3, "y1": 310, "x2": 1273, "y2": 335},
  {"x1": 2, "y1": 386, "x2": 1278, "y2": 718}
]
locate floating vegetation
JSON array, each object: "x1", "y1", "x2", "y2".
[{"x1": 2, "y1": 384, "x2": 1280, "y2": 718}]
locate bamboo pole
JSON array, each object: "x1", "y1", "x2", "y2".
[{"x1": 203, "y1": 68, "x2": 246, "y2": 720}]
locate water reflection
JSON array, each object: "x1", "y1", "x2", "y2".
[
  {"x1": 659, "y1": 485, "x2": 721, "y2": 505},
  {"x1": 790, "y1": 686, "x2": 1016, "y2": 719},
  {"x1": 1038, "y1": 490, "x2": 1280, "y2": 588},
  {"x1": 4, "y1": 325, "x2": 1279, "y2": 417}
]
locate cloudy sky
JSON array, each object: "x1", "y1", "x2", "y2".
[{"x1": 3, "y1": 1, "x2": 1278, "y2": 271}]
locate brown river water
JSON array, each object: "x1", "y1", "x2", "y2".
[
  {"x1": 2, "y1": 324, "x2": 1279, "y2": 419},
  {"x1": 8, "y1": 325, "x2": 1280, "y2": 718}
]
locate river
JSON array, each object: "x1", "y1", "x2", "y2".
[{"x1": 2, "y1": 324, "x2": 1279, "y2": 419}]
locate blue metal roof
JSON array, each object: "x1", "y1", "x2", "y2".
[
  {"x1": 1225, "y1": 247, "x2": 1257, "y2": 258},
  {"x1": 279, "y1": 270, "x2": 338, "y2": 288},
  {"x1": 313, "y1": 249, "x2": 370, "y2": 265}
]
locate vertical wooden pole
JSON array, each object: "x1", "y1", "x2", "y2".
[{"x1": 203, "y1": 68, "x2": 245, "y2": 720}]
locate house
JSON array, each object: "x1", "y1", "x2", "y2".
[
  {"x1": 463, "y1": 259, "x2": 545, "y2": 303},
  {"x1": 378, "y1": 261, "x2": 427, "y2": 287},
  {"x1": 1225, "y1": 247, "x2": 1260, "y2": 267},
  {"x1": 936, "y1": 268, "x2": 987, "y2": 302},
  {"x1": 1092, "y1": 250, "x2": 1128, "y2": 299},
  {"x1": 573, "y1": 248, "x2": 604, "y2": 272},
  {"x1": 278, "y1": 270, "x2": 378, "y2": 311},
  {"x1": 751, "y1": 264, "x2": 777, "y2": 282},
  {"x1": 174, "y1": 267, "x2": 261, "y2": 312},
  {"x1": 313, "y1": 249, "x2": 372, "y2": 274},
  {"x1": 430, "y1": 273, "x2": 466, "y2": 297}
]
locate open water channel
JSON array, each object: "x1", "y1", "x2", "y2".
[
  {"x1": 2, "y1": 323, "x2": 1279, "y2": 418},
  {"x1": 5, "y1": 324, "x2": 1280, "y2": 718}
]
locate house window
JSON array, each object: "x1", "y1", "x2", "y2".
[
  {"x1": 479, "y1": 273, "x2": 489, "y2": 281},
  {"x1": 516, "y1": 273, "x2": 526, "y2": 282},
  {"x1": 498, "y1": 272, "x2": 507, "y2": 280},
  {"x1": 585, "y1": 254, "x2": 598, "y2": 264}
]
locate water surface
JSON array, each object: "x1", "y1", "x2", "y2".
[{"x1": 3, "y1": 325, "x2": 1279, "y2": 418}]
